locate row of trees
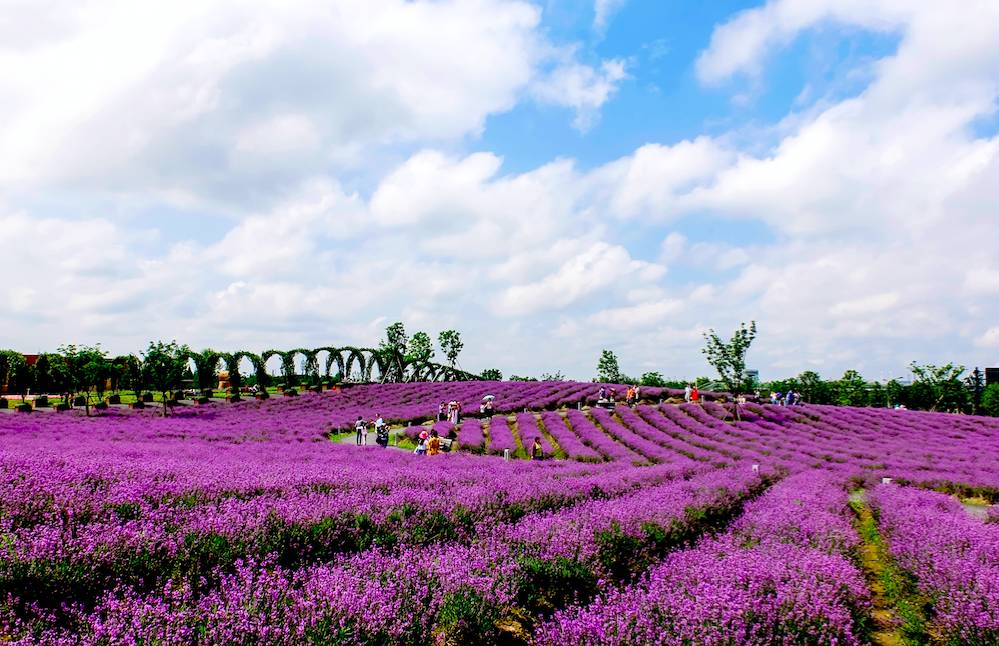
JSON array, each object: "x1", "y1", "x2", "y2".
[
  {"x1": 0, "y1": 342, "x2": 192, "y2": 416},
  {"x1": 0, "y1": 325, "x2": 475, "y2": 417},
  {"x1": 570, "y1": 322, "x2": 996, "y2": 416},
  {"x1": 761, "y1": 365, "x2": 999, "y2": 415}
]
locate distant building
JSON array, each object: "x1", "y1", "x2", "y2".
[{"x1": 987, "y1": 368, "x2": 999, "y2": 386}]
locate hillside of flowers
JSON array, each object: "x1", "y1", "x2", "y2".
[{"x1": 2, "y1": 381, "x2": 998, "y2": 644}]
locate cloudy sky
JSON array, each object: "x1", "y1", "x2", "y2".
[{"x1": 2, "y1": 0, "x2": 998, "y2": 381}]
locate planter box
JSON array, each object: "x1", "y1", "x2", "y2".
[
  {"x1": 15, "y1": 403, "x2": 32, "y2": 413},
  {"x1": 285, "y1": 389, "x2": 299, "y2": 397},
  {"x1": 142, "y1": 393, "x2": 154, "y2": 403},
  {"x1": 55, "y1": 403, "x2": 71, "y2": 412},
  {"x1": 35, "y1": 395, "x2": 50, "y2": 407},
  {"x1": 255, "y1": 392, "x2": 270, "y2": 400},
  {"x1": 94, "y1": 402, "x2": 108, "y2": 411},
  {"x1": 73, "y1": 396, "x2": 86, "y2": 407},
  {"x1": 0, "y1": 399, "x2": 7, "y2": 409},
  {"x1": 227, "y1": 395, "x2": 241, "y2": 403},
  {"x1": 130, "y1": 401, "x2": 146, "y2": 410},
  {"x1": 107, "y1": 394, "x2": 121, "y2": 405},
  {"x1": 197, "y1": 397, "x2": 210, "y2": 405}
]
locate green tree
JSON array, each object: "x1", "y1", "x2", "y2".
[
  {"x1": 481, "y1": 368, "x2": 502, "y2": 381},
  {"x1": 885, "y1": 379, "x2": 905, "y2": 408},
  {"x1": 966, "y1": 367, "x2": 986, "y2": 414},
  {"x1": 7, "y1": 355, "x2": 32, "y2": 402},
  {"x1": 596, "y1": 349, "x2": 621, "y2": 383},
  {"x1": 59, "y1": 345, "x2": 110, "y2": 415},
  {"x1": 438, "y1": 329, "x2": 464, "y2": 367},
  {"x1": 189, "y1": 349, "x2": 221, "y2": 392},
  {"x1": 380, "y1": 322, "x2": 408, "y2": 357},
  {"x1": 701, "y1": 321, "x2": 757, "y2": 394},
  {"x1": 142, "y1": 341, "x2": 188, "y2": 417},
  {"x1": 540, "y1": 371, "x2": 566, "y2": 381},
  {"x1": 794, "y1": 371, "x2": 831, "y2": 404},
  {"x1": 116, "y1": 355, "x2": 143, "y2": 398},
  {"x1": 909, "y1": 362, "x2": 967, "y2": 412},
  {"x1": 279, "y1": 352, "x2": 297, "y2": 388},
  {"x1": 0, "y1": 351, "x2": 27, "y2": 399},
  {"x1": 982, "y1": 383, "x2": 999, "y2": 417},
  {"x1": 408, "y1": 331, "x2": 434, "y2": 363},
  {"x1": 834, "y1": 370, "x2": 869, "y2": 407},
  {"x1": 640, "y1": 372, "x2": 666, "y2": 387}
]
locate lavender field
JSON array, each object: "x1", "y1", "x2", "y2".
[{"x1": 2, "y1": 382, "x2": 998, "y2": 644}]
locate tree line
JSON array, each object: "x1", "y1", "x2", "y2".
[{"x1": 0, "y1": 324, "x2": 475, "y2": 416}]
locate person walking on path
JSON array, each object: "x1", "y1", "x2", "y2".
[
  {"x1": 376, "y1": 422, "x2": 390, "y2": 448},
  {"x1": 691, "y1": 386, "x2": 700, "y2": 403},
  {"x1": 374, "y1": 414, "x2": 385, "y2": 441},
  {"x1": 355, "y1": 416, "x2": 366, "y2": 446},
  {"x1": 428, "y1": 429, "x2": 441, "y2": 456},
  {"x1": 684, "y1": 384, "x2": 692, "y2": 403},
  {"x1": 625, "y1": 386, "x2": 635, "y2": 407},
  {"x1": 633, "y1": 385, "x2": 641, "y2": 405}
]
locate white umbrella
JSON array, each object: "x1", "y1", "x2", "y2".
[{"x1": 482, "y1": 394, "x2": 495, "y2": 401}]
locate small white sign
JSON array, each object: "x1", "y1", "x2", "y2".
[
  {"x1": 751, "y1": 464, "x2": 759, "y2": 472},
  {"x1": 882, "y1": 477, "x2": 892, "y2": 485}
]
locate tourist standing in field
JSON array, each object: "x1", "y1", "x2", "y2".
[
  {"x1": 625, "y1": 386, "x2": 635, "y2": 406},
  {"x1": 684, "y1": 384, "x2": 692, "y2": 402},
  {"x1": 428, "y1": 429, "x2": 441, "y2": 456},
  {"x1": 415, "y1": 430, "x2": 429, "y2": 455},
  {"x1": 438, "y1": 402, "x2": 446, "y2": 421},
  {"x1": 374, "y1": 414, "x2": 385, "y2": 442},
  {"x1": 634, "y1": 385, "x2": 641, "y2": 404},
  {"x1": 355, "y1": 416, "x2": 366, "y2": 446},
  {"x1": 531, "y1": 437, "x2": 543, "y2": 460},
  {"x1": 691, "y1": 386, "x2": 700, "y2": 402}
]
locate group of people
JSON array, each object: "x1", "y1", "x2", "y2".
[
  {"x1": 683, "y1": 384, "x2": 701, "y2": 403},
  {"x1": 413, "y1": 426, "x2": 458, "y2": 456},
  {"x1": 438, "y1": 400, "x2": 463, "y2": 424},
  {"x1": 596, "y1": 385, "x2": 644, "y2": 407},
  {"x1": 770, "y1": 390, "x2": 802, "y2": 406},
  {"x1": 354, "y1": 414, "x2": 390, "y2": 447}
]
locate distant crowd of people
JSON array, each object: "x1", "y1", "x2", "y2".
[{"x1": 770, "y1": 390, "x2": 802, "y2": 406}]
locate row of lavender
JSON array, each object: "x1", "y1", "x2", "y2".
[
  {"x1": 537, "y1": 471, "x2": 871, "y2": 644},
  {"x1": 0, "y1": 447, "x2": 767, "y2": 642},
  {"x1": 868, "y1": 484, "x2": 999, "y2": 642},
  {"x1": 449, "y1": 400, "x2": 999, "y2": 495}
]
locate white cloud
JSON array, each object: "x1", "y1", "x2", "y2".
[
  {"x1": 0, "y1": 0, "x2": 618, "y2": 198},
  {"x1": 533, "y1": 57, "x2": 628, "y2": 131},
  {"x1": 593, "y1": 0, "x2": 627, "y2": 35},
  {"x1": 498, "y1": 242, "x2": 666, "y2": 316},
  {"x1": 977, "y1": 326, "x2": 999, "y2": 349}
]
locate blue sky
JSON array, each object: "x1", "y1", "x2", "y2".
[{"x1": 1, "y1": 0, "x2": 998, "y2": 381}]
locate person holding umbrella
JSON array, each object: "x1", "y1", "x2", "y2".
[{"x1": 481, "y1": 394, "x2": 495, "y2": 416}]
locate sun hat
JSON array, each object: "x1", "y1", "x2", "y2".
[{"x1": 419, "y1": 430, "x2": 429, "y2": 439}]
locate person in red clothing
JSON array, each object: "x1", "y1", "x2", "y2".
[{"x1": 691, "y1": 386, "x2": 700, "y2": 402}]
